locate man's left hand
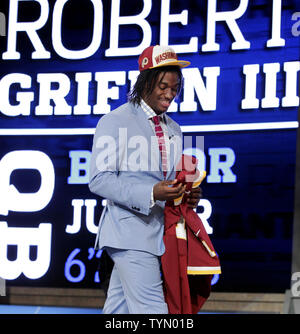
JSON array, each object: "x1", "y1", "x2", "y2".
[{"x1": 186, "y1": 187, "x2": 203, "y2": 208}]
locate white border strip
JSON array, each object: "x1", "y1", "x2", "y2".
[
  {"x1": 181, "y1": 121, "x2": 299, "y2": 132},
  {"x1": 187, "y1": 266, "x2": 221, "y2": 272},
  {"x1": 0, "y1": 128, "x2": 96, "y2": 135},
  {"x1": 0, "y1": 121, "x2": 298, "y2": 135}
]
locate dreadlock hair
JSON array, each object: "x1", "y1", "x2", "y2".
[{"x1": 128, "y1": 65, "x2": 183, "y2": 106}]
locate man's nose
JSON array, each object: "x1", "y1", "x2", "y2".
[{"x1": 164, "y1": 88, "x2": 175, "y2": 100}]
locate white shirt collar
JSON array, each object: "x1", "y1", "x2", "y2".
[{"x1": 140, "y1": 99, "x2": 166, "y2": 122}]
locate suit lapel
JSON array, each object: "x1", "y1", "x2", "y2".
[
  {"x1": 165, "y1": 114, "x2": 182, "y2": 180},
  {"x1": 130, "y1": 103, "x2": 162, "y2": 178},
  {"x1": 132, "y1": 103, "x2": 154, "y2": 139},
  {"x1": 165, "y1": 115, "x2": 175, "y2": 180}
]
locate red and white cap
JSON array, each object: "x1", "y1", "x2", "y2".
[{"x1": 138, "y1": 45, "x2": 190, "y2": 72}]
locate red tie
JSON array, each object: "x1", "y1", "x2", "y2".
[{"x1": 153, "y1": 115, "x2": 167, "y2": 179}]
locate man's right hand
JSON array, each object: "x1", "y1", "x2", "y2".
[{"x1": 153, "y1": 179, "x2": 186, "y2": 202}]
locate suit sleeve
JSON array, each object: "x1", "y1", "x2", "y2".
[{"x1": 89, "y1": 113, "x2": 153, "y2": 216}]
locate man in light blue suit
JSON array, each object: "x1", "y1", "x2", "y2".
[{"x1": 89, "y1": 45, "x2": 201, "y2": 314}]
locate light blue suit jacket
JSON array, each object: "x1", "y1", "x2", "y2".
[{"x1": 89, "y1": 102, "x2": 182, "y2": 256}]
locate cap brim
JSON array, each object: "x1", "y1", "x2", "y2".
[{"x1": 150, "y1": 60, "x2": 191, "y2": 69}]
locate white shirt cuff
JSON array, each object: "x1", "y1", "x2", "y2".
[{"x1": 150, "y1": 186, "x2": 155, "y2": 208}]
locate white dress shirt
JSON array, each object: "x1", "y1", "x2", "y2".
[{"x1": 140, "y1": 99, "x2": 171, "y2": 207}]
